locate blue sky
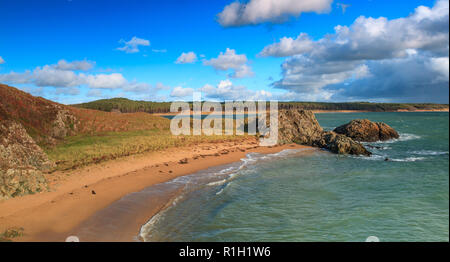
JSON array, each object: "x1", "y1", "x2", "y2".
[{"x1": 0, "y1": 0, "x2": 448, "y2": 104}]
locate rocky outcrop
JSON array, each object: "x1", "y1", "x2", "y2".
[
  {"x1": 333, "y1": 119, "x2": 399, "y2": 142},
  {"x1": 0, "y1": 169, "x2": 47, "y2": 200},
  {"x1": 0, "y1": 120, "x2": 55, "y2": 171},
  {"x1": 315, "y1": 131, "x2": 372, "y2": 156},
  {"x1": 278, "y1": 109, "x2": 323, "y2": 145},
  {"x1": 50, "y1": 108, "x2": 78, "y2": 140},
  {"x1": 1, "y1": 120, "x2": 53, "y2": 200},
  {"x1": 278, "y1": 109, "x2": 371, "y2": 156}
]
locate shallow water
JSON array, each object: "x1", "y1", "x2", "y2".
[{"x1": 141, "y1": 112, "x2": 449, "y2": 242}]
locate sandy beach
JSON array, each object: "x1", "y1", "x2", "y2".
[{"x1": 0, "y1": 137, "x2": 315, "y2": 242}]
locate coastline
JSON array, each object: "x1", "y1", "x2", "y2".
[
  {"x1": 152, "y1": 108, "x2": 449, "y2": 116},
  {"x1": 0, "y1": 137, "x2": 315, "y2": 242}
]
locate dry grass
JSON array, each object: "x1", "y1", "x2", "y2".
[
  {"x1": 45, "y1": 128, "x2": 249, "y2": 171},
  {"x1": 69, "y1": 106, "x2": 170, "y2": 134}
]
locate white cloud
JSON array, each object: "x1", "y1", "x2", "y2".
[
  {"x1": 170, "y1": 86, "x2": 194, "y2": 98},
  {"x1": 0, "y1": 56, "x2": 4, "y2": 64},
  {"x1": 54, "y1": 59, "x2": 95, "y2": 71},
  {"x1": 262, "y1": 0, "x2": 449, "y2": 59},
  {"x1": 85, "y1": 73, "x2": 127, "y2": 89},
  {"x1": 33, "y1": 65, "x2": 85, "y2": 87},
  {"x1": 203, "y1": 48, "x2": 254, "y2": 78},
  {"x1": 427, "y1": 56, "x2": 449, "y2": 81},
  {"x1": 217, "y1": 0, "x2": 333, "y2": 27},
  {"x1": 329, "y1": 54, "x2": 450, "y2": 103},
  {"x1": 0, "y1": 70, "x2": 33, "y2": 84},
  {"x1": 0, "y1": 60, "x2": 158, "y2": 95},
  {"x1": 266, "y1": 0, "x2": 449, "y2": 102},
  {"x1": 117, "y1": 36, "x2": 150, "y2": 53},
  {"x1": 259, "y1": 33, "x2": 314, "y2": 57},
  {"x1": 175, "y1": 51, "x2": 198, "y2": 64},
  {"x1": 200, "y1": 79, "x2": 272, "y2": 101}
]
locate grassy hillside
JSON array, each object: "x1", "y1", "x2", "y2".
[
  {"x1": 73, "y1": 98, "x2": 172, "y2": 113},
  {"x1": 73, "y1": 98, "x2": 449, "y2": 113},
  {"x1": 1, "y1": 84, "x2": 245, "y2": 171},
  {"x1": 0, "y1": 84, "x2": 68, "y2": 143}
]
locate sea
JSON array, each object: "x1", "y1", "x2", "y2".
[{"x1": 139, "y1": 112, "x2": 449, "y2": 242}]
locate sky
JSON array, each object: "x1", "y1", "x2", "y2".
[{"x1": 0, "y1": 0, "x2": 448, "y2": 104}]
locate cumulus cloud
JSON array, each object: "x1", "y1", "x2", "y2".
[
  {"x1": 117, "y1": 36, "x2": 150, "y2": 53},
  {"x1": 217, "y1": 0, "x2": 333, "y2": 27},
  {"x1": 259, "y1": 33, "x2": 314, "y2": 57},
  {"x1": 170, "y1": 86, "x2": 194, "y2": 98},
  {"x1": 261, "y1": 1, "x2": 448, "y2": 59},
  {"x1": 327, "y1": 54, "x2": 449, "y2": 103},
  {"x1": 33, "y1": 65, "x2": 85, "y2": 87},
  {"x1": 54, "y1": 59, "x2": 95, "y2": 71},
  {"x1": 0, "y1": 56, "x2": 4, "y2": 64},
  {"x1": 203, "y1": 48, "x2": 254, "y2": 78},
  {"x1": 265, "y1": 0, "x2": 449, "y2": 102},
  {"x1": 84, "y1": 73, "x2": 127, "y2": 89},
  {"x1": 175, "y1": 51, "x2": 198, "y2": 64},
  {"x1": 200, "y1": 79, "x2": 272, "y2": 101},
  {"x1": 0, "y1": 60, "x2": 159, "y2": 96}
]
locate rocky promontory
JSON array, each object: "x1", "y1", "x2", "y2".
[
  {"x1": 333, "y1": 119, "x2": 399, "y2": 142},
  {"x1": 278, "y1": 109, "x2": 371, "y2": 156}
]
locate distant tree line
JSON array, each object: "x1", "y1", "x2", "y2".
[{"x1": 72, "y1": 98, "x2": 449, "y2": 114}]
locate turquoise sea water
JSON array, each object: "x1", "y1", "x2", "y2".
[{"x1": 141, "y1": 112, "x2": 449, "y2": 242}]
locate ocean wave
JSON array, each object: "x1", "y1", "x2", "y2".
[
  {"x1": 207, "y1": 178, "x2": 228, "y2": 187},
  {"x1": 410, "y1": 150, "x2": 448, "y2": 156},
  {"x1": 140, "y1": 147, "x2": 312, "y2": 241},
  {"x1": 390, "y1": 157, "x2": 426, "y2": 162},
  {"x1": 353, "y1": 154, "x2": 387, "y2": 161},
  {"x1": 368, "y1": 133, "x2": 421, "y2": 145},
  {"x1": 216, "y1": 181, "x2": 233, "y2": 195}
]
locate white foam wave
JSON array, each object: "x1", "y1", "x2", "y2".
[
  {"x1": 368, "y1": 133, "x2": 421, "y2": 145},
  {"x1": 390, "y1": 157, "x2": 426, "y2": 162},
  {"x1": 216, "y1": 182, "x2": 233, "y2": 195},
  {"x1": 410, "y1": 150, "x2": 448, "y2": 156}
]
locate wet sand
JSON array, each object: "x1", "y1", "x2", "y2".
[{"x1": 0, "y1": 137, "x2": 315, "y2": 242}]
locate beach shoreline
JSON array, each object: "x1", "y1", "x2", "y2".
[{"x1": 0, "y1": 137, "x2": 315, "y2": 242}]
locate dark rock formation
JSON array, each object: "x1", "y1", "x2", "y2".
[
  {"x1": 333, "y1": 119, "x2": 399, "y2": 142},
  {"x1": 315, "y1": 131, "x2": 372, "y2": 156},
  {"x1": 278, "y1": 109, "x2": 371, "y2": 156}
]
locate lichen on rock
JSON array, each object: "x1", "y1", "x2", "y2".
[{"x1": 1, "y1": 120, "x2": 53, "y2": 200}]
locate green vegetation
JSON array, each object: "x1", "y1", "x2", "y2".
[
  {"x1": 73, "y1": 98, "x2": 449, "y2": 113},
  {"x1": 0, "y1": 227, "x2": 24, "y2": 242},
  {"x1": 45, "y1": 129, "x2": 247, "y2": 171},
  {"x1": 73, "y1": 98, "x2": 173, "y2": 113}
]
